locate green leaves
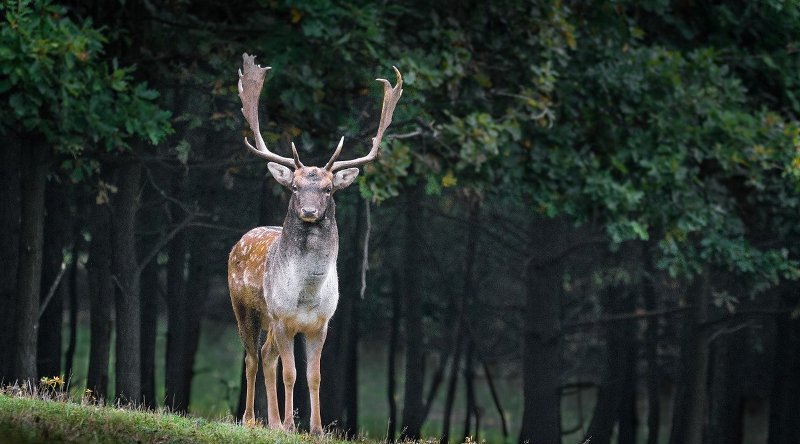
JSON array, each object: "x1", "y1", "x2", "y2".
[{"x1": 0, "y1": 0, "x2": 172, "y2": 176}]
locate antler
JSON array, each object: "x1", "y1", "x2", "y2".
[
  {"x1": 325, "y1": 67, "x2": 403, "y2": 171},
  {"x1": 238, "y1": 53, "x2": 300, "y2": 169}
]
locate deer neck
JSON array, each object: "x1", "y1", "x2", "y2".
[{"x1": 276, "y1": 200, "x2": 339, "y2": 276}]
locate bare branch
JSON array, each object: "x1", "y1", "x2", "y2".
[
  {"x1": 137, "y1": 214, "x2": 196, "y2": 273},
  {"x1": 37, "y1": 261, "x2": 67, "y2": 322}
]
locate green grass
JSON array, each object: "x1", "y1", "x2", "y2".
[{"x1": 0, "y1": 392, "x2": 353, "y2": 444}]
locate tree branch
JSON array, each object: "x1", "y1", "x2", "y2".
[{"x1": 137, "y1": 214, "x2": 195, "y2": 273}]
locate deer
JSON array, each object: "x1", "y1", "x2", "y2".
[{"x1": 227, "y1": 53, "x2": 402, "y2": 434}]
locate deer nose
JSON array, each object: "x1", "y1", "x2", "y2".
[{"x1": 301, "y1": 207, "x2": 318, "y2": 218}]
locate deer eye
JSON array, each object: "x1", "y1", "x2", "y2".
[
  {"x1": 292, "y1": 185, "x2": 298, "y2": 192},
  {"x1": 325, "y1": 187, "x2": 332, "y2": 194}
]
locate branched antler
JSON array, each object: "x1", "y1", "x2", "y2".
[
  {"x1": 238, "y1": 53, "x2": 300, "y2": 168},
  {"x1": 325, "y1": 67, "x2": 404, "y2": 171}
]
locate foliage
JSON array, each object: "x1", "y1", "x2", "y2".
[{"x1": 0, "y1": 0, "x2": 172, "y2": 180}]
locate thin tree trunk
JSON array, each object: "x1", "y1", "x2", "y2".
[
  {"x1": 462, "y1": 339, "x2": 477, "y2": 442},
  {"x1": 460, "y1": 200, "x2": 481, "y2": 443},
  {"x1": 165, "y1": 221, "x2": 209, "y2": 413},
  {"x1": 585, "y1": 288, "x2": 627, "y2": 444},
  {"x1": 386, "y1": 271, "x2": 401, "y2": 443},
  {"x1": 669, "y1": 270, "x2": 711, "y2": 444},
  {"x1": 112, "y1": 161, "x2": 143, "y2": 404},
  {"x1": 179, "y1": 231, "x2": 210, "y2": 413},
  {"x1": 441, "y1": 332, "x2": 463, "y2": 444},
  {"x1": 165, "y1": 225, "x2": 188, "y2": 411},
  {"x1": 87, "y1": 201, "x2": 113, "y2": 400},
  {"x1": 519, "y1": 216, "x2": 564, "y2": 444},
  {"x1": 618, "y1": 308, "x2": 638, "y2": 444},
  {"x1": 482, "y1": 360, "x2": 508, "y2": 439},
  {"x1": 708, "y1": 332, "x2": 744, "y2": 444},
  {"x1": 1, "y1": 141, "x2": 21, "y2": 382},
  {"x1": 767, "y1": 290, "x2": 800, "y2": 444},
  {"x1": 63, "y1": 224, "x2": 81, "y2": 383},
  {"x1": 14, "y1": 145, "x2": 50, "y2": 383},
  {"x1": 37, "y1": 180, "x2": 69, "y2": 379},
  {"x1": 140, "y1": 260, "x2": 159, "y2": 408},
  {"x1": 400, "y1": 187, "x2": 425, "y2": 441},
  {"x1": 644, "y1": 246, "x2": 660, "y2": 444},
  {"x1": 584, "y1": 284, "x2": 638, "y2": 444},
  {"x1": 344, "y1": 292, "x2": 359, "y2": 437}
]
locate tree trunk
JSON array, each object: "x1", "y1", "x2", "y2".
[
  {"x1": 767, "y1": 291, "x2": 800, "y2": 444},
  {"x1": 14, "y1": 145, "x2": 50, "y2": 384},
  {"x1": 166, "y1": 227, "x2": 209, "y2": 413},
  {"x1": 63, "y1": 226, "x2": 81, "y2": 383},
  {"x1": 321, "y1": 195, "x2": 363, "y2": 435},
  {"x1": 462, "y1": 338, "x2": 477, "y2": 442},
  {"x1": 584, "y1": 284, "x2": 638, "y2": 444},
  {"x1": 0, "y1": 141, "x2": 21, "y2": 382},
  {"x1": 519, "y1": 216, "x2": 565, "y2": 444},
  {"x1": 400, "y1": 187, "x2": 425, "y2": 441},
  {"x1": 460, "y1": 200, "x2": 481, "y2": 443},
  {"x1": 165, "y1": 225, "x2": 188, "y2": 411},
  {"x1": 644, "y1": 246, "x2": 660, "y2": 444},
  {"x1": 87, "y1": 201, "x2": 113, "y2": 400},
  {"x1": 707, "y1": 332, "x2": 744, "y2": 444},
  {"x1": 140, "y1": 260, "x2": 159, "y2": 408},
  {"x1": 112, "y1": 161, "x2": 143, "y2": 404},
  {"x1": 669, "y1": 270, "x2": 711, "y2": 444},
  {"x1": 441, "y1": 330, "x2": 464, "y2": 444},
  {"x1": 37, "y1": 181, "x2": 70, "y2": 380},
  {"x1": 617, "y1": 312, "x2": 638, "y2": 444},
  {"x1": 386, "y1": 271, "x2": 401, "y2": 442},
  {"x1": 344, "y1": 299, "x2": 359, "y2": 437}
]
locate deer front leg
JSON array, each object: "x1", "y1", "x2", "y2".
[
  {"x1": 274, "y1": 323, "x2": 297, "y2": 430},
  {"x1": 305, "y1": 325, "x2": 328, "y2": 435},
  {"x1": 261, "y1": 330, "x2": 282, "y2": 429}
]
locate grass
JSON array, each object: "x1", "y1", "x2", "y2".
[{"x1": 0, "y1": 387, "x2": 354, "y2": 444}]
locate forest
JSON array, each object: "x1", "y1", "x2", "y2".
[{"x1": 2, "y1": 1, "x2": 800, "y2": 444}]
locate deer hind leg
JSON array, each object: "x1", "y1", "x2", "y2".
[
  {"x1": 233, "y1": 302, "x2": 260, "y2": 426},
  {"x1": 305, "y1": 325, "x2": 328, "y2": 435},
  {"x1": 273, "y1": 322, "x2": 297, "y2": 430},
  {"x1": 261, "y1": 328, "x2": 282, "y2": 429}
]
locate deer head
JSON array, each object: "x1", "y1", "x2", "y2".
[{"x1": 237, "y1": 53, "x2": 403, "y2": 223}]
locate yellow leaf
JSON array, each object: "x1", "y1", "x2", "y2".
[
  {"x1": 441, "y1": 171, "x2": 457, "y2": 188},
  {"x1": 290, "y1": 8, "x2": 303, "y2": 24}
]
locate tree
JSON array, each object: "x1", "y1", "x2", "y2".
[{"x1": 0, "y1": 0, "x2": 171, "y2": 387}]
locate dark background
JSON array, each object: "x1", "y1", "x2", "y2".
[{"x1": 2, "y1": 1, "x2": 800, "y2": 444}]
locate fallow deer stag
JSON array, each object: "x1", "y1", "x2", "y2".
[{"x1": 228, "y1": 53, "x2": 402, "y2": 434}]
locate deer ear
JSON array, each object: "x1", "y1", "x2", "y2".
[
  {"x1": 267, "y1": 162, "x2": 293, "y2": 188},
  {"x1": 333, "y1": 168, "x2": 360, "y2": 190}
]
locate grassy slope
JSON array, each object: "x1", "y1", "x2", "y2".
[{"x1": 0, "y1": 394, "x2": 351, "y2": 444}]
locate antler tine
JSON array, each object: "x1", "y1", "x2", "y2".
[
  {"x1": 291, "y1": 142, "x2": 304, "y2": 168},
  {"x1": 328, "y1": 67, "x2": 403, "y2": 171},
  {"x1": 238, "y1": 53, "x2": 298, "y2": 169},
  {"x1": 324, "y1": 136, "x2": 345, "y2": 170}
]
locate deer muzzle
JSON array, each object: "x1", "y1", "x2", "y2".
[{"x1": 300, "y1": 207, "x2": 320, "y2": 222}]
